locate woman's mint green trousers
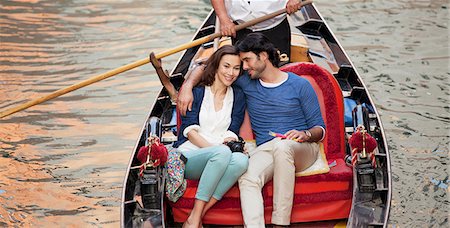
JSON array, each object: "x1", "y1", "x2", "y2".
[{"x1": 183, "y1": 145, "x2": 248, "y2": 202}]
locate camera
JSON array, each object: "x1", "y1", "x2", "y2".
[{"x1": 225, "y1": 137, "x2": 245, "y2": 153}]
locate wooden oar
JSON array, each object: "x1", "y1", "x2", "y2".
[{"x1": 0, "y1": 0, "x2": 312, "y2": 119}]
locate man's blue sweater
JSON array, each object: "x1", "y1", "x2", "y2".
[{"x1": 234, "y1": 72, "x2": 325, "y2": 146}]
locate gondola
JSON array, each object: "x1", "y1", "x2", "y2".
[{"x1": 121, "y1": 3, "x2": 391, "y2": 227}]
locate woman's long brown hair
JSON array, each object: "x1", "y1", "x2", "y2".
[{"x1": 198, "y1": 45, "x2": 241, "y2": 86}]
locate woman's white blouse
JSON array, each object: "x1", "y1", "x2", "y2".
[{"x1": 178, "y1": 86, "x2": 238, "y2": 152}]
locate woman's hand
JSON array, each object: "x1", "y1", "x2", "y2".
[
  {"x1": 223, "y1": 137, "x2": 237, "y2": 144},
  {"x1": 242, "y1": 145, "x2": 249, "y2": 156}
]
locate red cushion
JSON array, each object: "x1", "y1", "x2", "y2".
[
  {"x1": 171, "y1": 199, "x2": 352, "y2": 225},
  {"x1": 171, "y1": 63, "x2": 351, "y2": 224},
  {"x1": 171, "y1": 159, "x2": 351, "y2": 208}
]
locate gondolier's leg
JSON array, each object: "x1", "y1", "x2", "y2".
[
  {"x1": 232, "y1": 18, "x2": 291, "y2": 64},
  {"x1": 260, "y1": 18, "x2": 291, "y2": 62}
]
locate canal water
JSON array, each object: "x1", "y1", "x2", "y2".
[{"x1": 0, "y1": 0, "x2": 448, "y2": 227}]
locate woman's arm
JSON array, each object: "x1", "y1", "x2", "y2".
[
  {"x1": 186, "y1": 130, "x2": 213, "y2": 148},
  {"x1": 227, "y1": 87, "x2": 246, "y2": 134}
]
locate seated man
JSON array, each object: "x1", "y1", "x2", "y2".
[{"x1": 178, "y1": 33, "x2": 325, "y2": 227}]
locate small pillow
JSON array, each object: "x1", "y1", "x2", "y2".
[{"x1": 296, "y1": 143, "x2": 330, "y2": 176}]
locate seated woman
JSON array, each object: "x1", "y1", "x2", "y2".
[{"x1": 172, "y1": 45, "x2": 248, "y2": 228}]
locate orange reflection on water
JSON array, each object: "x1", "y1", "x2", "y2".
[
  {"x1": 0, "y1": 120, "x2": 130, "y2": 227},
  {"x1": 0, "y1": 122, "x2": 94, "y2": 226},
  {"x1": 0, "y1": 0, "x2": 212, "y2": 226}
]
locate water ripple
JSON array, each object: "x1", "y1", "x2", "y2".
[{"x1": 0, "y1": 0, "x2": 210, "y2": 226}]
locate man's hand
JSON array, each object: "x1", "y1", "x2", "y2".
[
  {"x1": 177, "y1": 60, "x2": 207, "y2": 115},
  {"x1": 286, "y1": 0, "x2": 302, "y2": 14},
  {"x1": 177, "y1": 87, "x2": 193, "y2": 116},
  {"x1": 284, "y1": 129, "x2": 310, "y2": 142},
  {"x1": 194, "y1": 57, "x2": 208, "y2": 66}
]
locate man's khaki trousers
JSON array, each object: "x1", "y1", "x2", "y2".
[{"x1": 239, "y1": 138, "x2": 319, "y2": 227}]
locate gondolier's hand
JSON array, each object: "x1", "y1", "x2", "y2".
[
  {"x1": 213, "y1": 0, "x2": 237, "y2": 38},
  {"x1": 219, "y1": 19, "x2": 236, "y2": 37},
  {"x1": 286, "y1": 0, "x2": 303, "y2": 14}
]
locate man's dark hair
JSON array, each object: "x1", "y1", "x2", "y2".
[{"x1": 235, "y1": 33, "x2": 280, "y2": 67}]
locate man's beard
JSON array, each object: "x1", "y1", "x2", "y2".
[
  {"x1": 248, "y1": 64, "x2": 265, "y2": 79},
  {"x1": 249, "y1": 70, "x2": 260, "y2": 79}
]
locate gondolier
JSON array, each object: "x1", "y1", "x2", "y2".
[{"x1": 212, "y1": 0, "x2": 304, "y2": 61}]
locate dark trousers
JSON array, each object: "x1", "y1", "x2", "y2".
[{"x1": 232, "y1": 18, "x2": 291, "y2": 60}]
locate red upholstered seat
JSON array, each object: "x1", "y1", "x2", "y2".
[{"x1": 170, "y1": 62, "x2": 352, "y2": 224}]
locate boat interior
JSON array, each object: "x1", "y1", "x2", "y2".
[{"x1": 122, "y1": 5, "x2": 390, "y2": 228}]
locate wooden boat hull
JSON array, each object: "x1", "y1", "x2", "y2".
[{"x1": 121, "y1": 3, "x2": 391, "y2": 227}]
